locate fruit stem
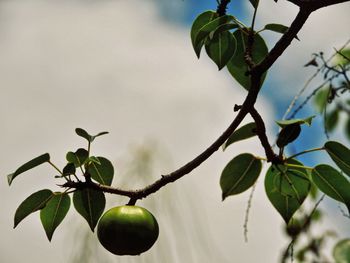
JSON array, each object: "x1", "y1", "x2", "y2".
[{"x1": 127, "y1": 198, "x2": 137, "y2": 206}]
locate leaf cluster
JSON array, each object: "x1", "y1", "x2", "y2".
[
  {"x1": 191, "y1": 8, "x2": 294, "y2": 90},
  {"x1": 8, "y1": 128, "x2": 114, "y2": 241},
  {"x1": 221, "y1": 117, "x2": 350, "y2": 225}
]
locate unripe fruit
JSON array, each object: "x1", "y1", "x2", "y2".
[{"x1": 97, "y1": 205, "x2": 159, "y2": 256}]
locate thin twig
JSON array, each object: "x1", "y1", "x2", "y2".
[
  {"x1": 249, "y1": 107, "x2": 279, "y2": 162},
  {"x1": 243, "y1": 182, "x2": 257, "y2": 242},
  {"x1": 283, "y1": 39, "x2": 350, "y2": 120}
]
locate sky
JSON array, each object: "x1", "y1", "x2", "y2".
[{"x1": 0, "y1": 0, "x2": 350, "y2": 262}]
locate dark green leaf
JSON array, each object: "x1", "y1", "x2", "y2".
[
  {"x1": 223, "y1": 122, "x2": 257, "y2": 150},
  {"x1": 220, "y1": 153, "x2": 262, "y2": 200},
  {"x1": 265, "y1": 165, "x2": 310, "y2": 224},
  {"x1": 191, "y1": 11, "x2": 217, "y2": 58},
  {"x1": 75, "y1": 128, "x2": 109, "y2": 143},
  {"x1": 87, "y1": 157, "x2": 114, "y2": 186},
  {"x1": 205, "y1": 31, "x2": 236, "y2": 70},
  {"x1": 324, "y1": 141, "x2": 350, "y2": 177},
  {"x1": 265, "y1": 23, "x2": 288, "y2": 33},
  {"x1": 333, "y1": 239, "x2": 350, "y2": 263},
  {"x1": 73, "y1": 189, "x2": 105, "y2": 232},
  {"x1": 248, "y1": 0, "x2": 259, "y2": 8},
  {"x1": 227, "y1": 30, "x2": 268, "y2": 90},
  {"x1": 194, "y1": 15, "x2": 234, "y2": 57},
  {"x1": 66, "y1": 148, "x2": 89, "y2": 168},
  {"x1": 211, "y1": 23, "x2": 239, "y2": 39},
  {"x1": 7, "y1": 153, "x2": 50, "y2": 185},
  {"x1": 276, "y1": 124, "x2": 301, "y2": 148},
  {"x1": 62, "y1": 163, "x2": 76, "y2": 176},
  {"x1": 264, "y1": 23, "x2": 299, "y2": 40},
  {"x1": 325, "y1": 109, "x2": 339, "y2": 132},
  {"x1": 93, "y1": 131, "x2": 109, "y2": 140},
  {"x1": 40, "y1": 192, "x2": 70, "y2": 241},
  {"x1": 14, "y1": 189, "x2": 53, "y2": 228},
  {"x1": 276, "y1": 115, "x2": 315, "y2": 128},
  {"x1": 75, "y1": 128, "x2": 92, "y2": 142},
  {"x1": 312, "y1": 165, "x2": 350, "y2": 213}
]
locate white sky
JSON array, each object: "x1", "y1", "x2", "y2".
[{"x1": 0, "y1": 0, "x2": 349, "y2": 262}]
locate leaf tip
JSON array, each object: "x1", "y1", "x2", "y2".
[
  {"x1": 221, "y1": 193, "x2": 227, "y2": 201},
  {"x1": 7, "y1": 173, "x2": 13, "y2": 186}
]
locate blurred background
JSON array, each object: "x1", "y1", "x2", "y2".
[{"x1": 0, "y1": 0, "x2": 349, "y2": 262}]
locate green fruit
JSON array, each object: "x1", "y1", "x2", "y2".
[
  {"x1": 333, "y1": 239, "x2": 350, "y2": 263},
  {"x1": 97, "y1": 205, "x2": 159, "y2": 255}
]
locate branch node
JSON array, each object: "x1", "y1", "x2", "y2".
[
  {"x1": 216, "y1": 0, "x2": 231, "y2": 16},
  {"x1": 234, "y1": 104, "x2": 242, "y2": 112}
]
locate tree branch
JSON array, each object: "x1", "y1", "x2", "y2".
[
  {"x1": 249, "y1": 107, "x2": 279, "y2": 163},
  {"x1": 64, "y1": 113, "x2": 249, "y2": 199},
  {"x1": 216, "y1": 0, "x2": 231, "y2": 16},
  {"x1": 287, "y1": 0, "x2": 350, "y2": 10},
  {"x1": 253, "y1": 8, "x2": 311, "y2": 75},
  {"x1": 61, "y1": 0, "x2": 350, "y2": 201},
  {"x1": 63, "y1": 70, "x2": 266, "y2": 200},
  {"x1": 255, "y1": 0, "x2": 350, "y2": 75}
]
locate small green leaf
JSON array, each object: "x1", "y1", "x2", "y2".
[
  {"x1": 7, "y1": 153, "x2": 50, "y2": 185},
  {"x1": 73, "y1": 189, "x2": 105, "y2": 232},
  {"x1": 75, "y1": 128, "x2": 109, "y2": 143},
  {"x1": 333, "y1": 239, "x2": 350, "y2": 263},
  {"x1": 66, "y1": 148, "x2": 89, "y2": 168},
  {"x1": 265, "y1": 165, "x2": 310, "y2": 224},
  {"x1": 264, "y1": 23, "x2": 299, "y2": 40},
  {"x1": 276, "y1": 124, "x2": 301, "y2": 148},
  {"x1": 275, "y1": 115, "x2": 315, "y2": 128},
  {"x1": 324, "y1": 141, "x2": 350, "y2": 177},
  {"x1": 62, "y1": 163, "x2": 76, "y2": 176},
  {"x1": 313, "y1": 86, "x2": 330, "y2": 113},
  {"x1": 194, "y1": 15, "x2": 234, "y2": 57},
  {"x1": 220, "y1": 153, "x2": 262, "y2": 200},
  {"x1": 223, "y1": 122, "x2": 257, "y2": 150},
  {"x1": 93, "y1": 131, "x2": 109, "y2": 140},
  {"x1": 75, "y1": 128, "x2": 92, "y2": 142},
  {"x1": 191, "y1": 11, "x2": 217, "y2": 58},
  {"x1": 87, "y1": 157, "x2": 114, "y2": 186},
  {"x1": 248, "y1": 0, "x2": 259, "y2": 8},
  {"x1": 14, "y1": 189, "x2": 53, "y2": 228},
  {"x1": 227, "y1": 30, "x2": 268, "y2": 90},
  {"x1": 40, "y1": 192, "x2": 71, "y2": 241},
  {"x1": 312, "y1": 164, "x2": 350, "y2": 213},
  {"x1": 325, "y1": 109, "x2": 339, "y2": 132},
  {"x1": 205, "y1": 31, "x2": 236, "y2": 70}
]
